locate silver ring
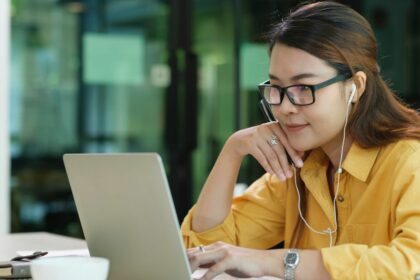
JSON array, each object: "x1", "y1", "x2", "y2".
[
  {"x1": 198, "y1": 245, "x2": 205, "y2": 253},
  {"x1": 269, "y1": 135, "x2": 278, "y2": 146}
]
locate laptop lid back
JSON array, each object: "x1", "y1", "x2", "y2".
[{"x1": 63, "y1": 153, "x2": 192, "y2": 280}]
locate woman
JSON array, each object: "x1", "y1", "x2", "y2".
[{"x1": 182, "y1": 2, "x2": 420, "y2": 279}]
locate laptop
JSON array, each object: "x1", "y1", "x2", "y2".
[{"x1": 63, "y1": 153, "x2": 201, "y2": 280}]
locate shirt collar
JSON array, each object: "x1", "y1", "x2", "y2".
[
  {"x1": 342, "y1": 142, "x2": 380, "y2": 182},
  {"x1": 301, "y1": 142, "x2": 380, "y2": 182}
]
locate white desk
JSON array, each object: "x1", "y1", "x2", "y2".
[
  {"x1": 0, "y1": 232, "x2": 87, "y2": 260},
  {"x1": 0, "y1": 232, "x2": 281, "y2": 280}
]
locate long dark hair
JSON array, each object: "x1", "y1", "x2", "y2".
[{"x1": 267, "y1": 1, "x2": 420, "y2": 247}]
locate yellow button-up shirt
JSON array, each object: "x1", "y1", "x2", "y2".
[{"x1": 181, "y1": 139, "x2": 420, "y2": 279}]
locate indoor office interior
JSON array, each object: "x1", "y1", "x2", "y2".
[{"x1": 5, "y1": 0, "x2": 420, "y2": 239}]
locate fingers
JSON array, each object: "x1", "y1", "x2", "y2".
[
  {"x1": 256, "y1": 139, "x2": 287, "y2": 181},
  {"x1": 188, "y1": 244, "x2": 235, "y2": 280},
  {"x1": 265, "y1": 134, "x2": 292, "y2": 179},
  {"x1": 188, "y1": 247, "x2": 225, "y2": 272},
  {"x1": 187, "y1": 246, "x2": 203, "y2": 256},
  {"x1": 231, "y1": 121, "x2": 303, "y2": 181},
  {"x1": 201, "y1": 256, "x2": 230, "y2": 280},
  {"x1": 271, "y1": 127, "x2": 304, "y2": 168},
  {"x1": 253, "y1": 128, "x2": 290, "y2": 181},
  {"x1": 188, "y1": 242, "x2": 264, "y2": 280},
  {"x1": 257, "y1": 123, "x2": 304, "y2": 181},
  {"x1": 187, "y1": 241, "x2": 224, "y2": 257},
  {"x1": 252, "y1": 146, "x2": 275, "y2": 176}
]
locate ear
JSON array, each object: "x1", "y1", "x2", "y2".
[{"x1": 349, "y1": 71, "x2": 367, "y2": 103}]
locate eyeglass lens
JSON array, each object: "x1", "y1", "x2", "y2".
[{"x1": 262, "y1": 85, "x2": 313, "y2": 105}]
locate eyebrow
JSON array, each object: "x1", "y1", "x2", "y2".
[{"x1": 269, "y1": 72, "x2": 319, "y2": 82}]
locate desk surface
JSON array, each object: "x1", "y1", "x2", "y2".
[
  {"x1": 0, "y1": 232, "x2": 87, "y2": 260},
  {"x1": 0, "y1": 232, "x2": 280, "y2": 280}
]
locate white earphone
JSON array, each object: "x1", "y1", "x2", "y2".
[
  {"x1": 348, "y1": 83, "x2": 357, "y2": 104},
  {"x1": 292, "y1": 81, "x2": 357, "y2": 247}
]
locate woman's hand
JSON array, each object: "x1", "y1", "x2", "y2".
[
  {"x1": 226, "y1": 121, "x2": 304, "y2": 181},
  {"x1": 187, "y1": 242, "x2": 282, "y2": 280},
  {"x1": 191, "y1": 121, "x2": 304, "y2": 232}
]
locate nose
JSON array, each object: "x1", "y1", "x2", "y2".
[{"x1": 271, "y1": 94, "x2": 298, "y2": 117}]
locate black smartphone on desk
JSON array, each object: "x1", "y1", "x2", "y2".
[{"x1": 259, "y1": 99, "x2": 294, "y2": 165}]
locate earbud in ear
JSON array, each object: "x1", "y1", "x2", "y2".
[
  {"x1": 351, "y1": 83, "x2": 356, "y2": 94},
  {"x1": 348, "y1": 83, "x2": 357, "y2": 104}
]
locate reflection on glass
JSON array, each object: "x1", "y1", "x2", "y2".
[{"x1": 10, "y1": 0, "x2": 169, "y2": 237}]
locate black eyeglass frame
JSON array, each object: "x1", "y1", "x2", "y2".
[{"x1": 258, "y1": 73, "x2": 352, "y2": 106}]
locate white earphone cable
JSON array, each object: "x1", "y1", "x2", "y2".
[{"x1": 292, "y1": 85, "x2": 354, "y2": 247}]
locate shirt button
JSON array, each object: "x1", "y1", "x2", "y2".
[{"x1": 337, "y1": 195, "x2": 345, "y2": 202}]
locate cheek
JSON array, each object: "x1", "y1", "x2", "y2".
[
  {"x1": 308, "y1": 104, "x2": 347, "y2": 138},
  {"x1": 310, "y1": 113, "x2": 345, "y2": 135},
  {"x1": 309, "y1": 90, "x2": 348, "y2": 128},
  {"x1": 290, "y1": 104, "x2": 347, "y2": 151}
]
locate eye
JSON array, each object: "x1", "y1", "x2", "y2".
[
  {"x1": 296, "y1": 85, "x2": 312, "y2": 93},
  {"x1": 288, "y1": 85, "x2": 312, "y2": 95},
  {"x1": 268, "y1": 87, "x2": 280, "y2": 103},
  {"x1": 287, "y1": 85, "x2": 314, "y2": 105},
  {"x1": 266, "y1": 87, "x2": 281, "y2": 103}
]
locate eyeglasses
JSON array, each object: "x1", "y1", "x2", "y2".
[{"x1": 258, "y1": 73, "x2": 351, "y2": 106}]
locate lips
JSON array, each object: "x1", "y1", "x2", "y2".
[{"x1": 285, "y1": 123, "x2": 309, "y2": 133}]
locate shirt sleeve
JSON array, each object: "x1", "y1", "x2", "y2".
[
  {"x1": 181, "y1": 173, "x2": 287, "y2": 249},
  {"x1": 322, "y1": 162, "x2": 420, "y2": 279}
]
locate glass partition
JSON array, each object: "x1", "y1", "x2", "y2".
[
  {"x1": 10, "y1": 0, "x2": 82, "y2": 236},
  {"x1": 10, "y1": 0, "x2": 171, "y2": 237}
]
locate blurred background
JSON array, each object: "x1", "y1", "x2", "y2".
[{"x1": 4, "y1": 0, "x2": 419, "y2": 238}]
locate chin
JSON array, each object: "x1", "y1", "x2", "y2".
[
  {"x1": 289, "y1": 144, "x2": 311, "y2": 153},
  {"x1": 289, "y1": 139, "x2": 318, "y2": 152},
  {"x1": 286, "y1": 128, "x2": 322, "y2": 152}
]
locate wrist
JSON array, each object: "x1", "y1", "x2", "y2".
[
  {"x1": 283, "y1": 249, "x2": 300, "y2": 280},
  {"x1": 224, "y1": 133, "x2": 247, "y2": 159},
  {"x1": 264, "y1": 249, "x2": 285, "y2": 278}
]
